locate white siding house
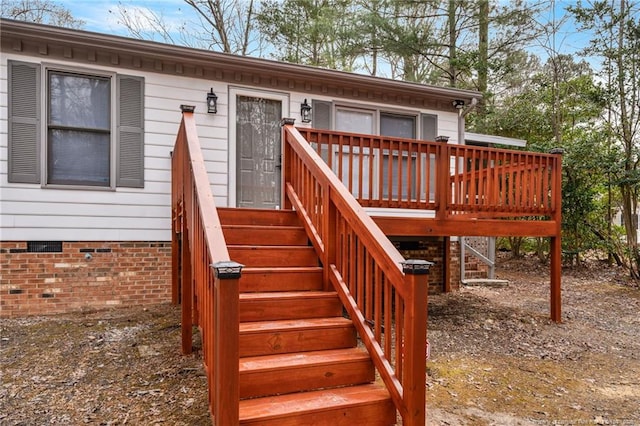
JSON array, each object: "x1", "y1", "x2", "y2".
[{"x1": 0, "y1": 19, "x2": 480, "y2": 316}]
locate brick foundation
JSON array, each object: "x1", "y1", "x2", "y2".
[
  {"x1": 0, "y1": 241, "x2": 171, "y2": 317},
  {"x1": 393, "y1": 237, "x2": 461, "y2": 294}
]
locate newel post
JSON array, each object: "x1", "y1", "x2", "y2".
[
  {"x1": 435, "y1": 136, "x2": 450, "y2": 220},
  {"x1": 281, "y1": 118, "x2": 296, "y2": 210},
  {"x1": 401, "y1": 259, "x2": 433, "y2": 426},
  {"x1": 212, "y1": 261, "x2": 243, "y2": 425}
]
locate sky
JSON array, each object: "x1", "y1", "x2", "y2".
[
  {"x1": 58, "y1": 0, "x2": 593, "y2": 64},
  {"x1": 60, "y1": 0, "x2": 191, "y2": 37}
]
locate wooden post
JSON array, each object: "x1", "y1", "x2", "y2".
[
  {"x1": 181, "y1": 226, "x2": 193, "y2": 355},
  {"x1": 550, "y1": 236, "x2": 562, "y2": 322},
  {"x1": 549, "y1": 149, "x2": 563, "y2": 323},
  {"x1": 435, "y1": 137, "x2": 450, "y2": 220},
  {"x1": 281, "y1": 118, "x2": 296, "y2": 210},
  {"x1": 323, "y1": 189, "x2": 337, "y2": 291},
  {"x1": 171, "y1": 203, "x2": 180, "y2": 305},
  {"x1": 401, "y1": 259, "x2": 432, "y2": 426},
  {"x1": 443, "y1": 237, "x2": 451, "y2": 292},
  {"x1": 212, "y1": 261, "x2": 243, "y2": 426}
]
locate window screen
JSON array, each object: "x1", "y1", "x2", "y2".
[{"x1": 47, "y1": 72, "x2": 111, "y2": 186}]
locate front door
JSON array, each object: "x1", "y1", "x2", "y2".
[{"x1": 235, "y1": 95, "x2": 283, "y2": 209}]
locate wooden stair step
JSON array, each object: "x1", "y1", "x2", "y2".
[
  {"x1": 238, "y1": 383, "x2": 396, "y2": 426},
  {"x1": 218, "y1": 208, "x2": 300, "y2": 227},
  {"x1": 239, "y1": 317, "x2": 356, "y2": 357},
  {"x1": 223, "y1": 224, "x2": 309, "y2": 246},
  {"x1": 229, "y1": 246, "x2": 318, "y2": 267},
  {"x1": 240, "y1": 267, "x2": 323, "y2": 292},
  {"x1": 240, "y1": 291, "x2": 342, "y2": 322},
  {"x1": 239, "y1": 347, "x2": 375, "y2": 399}
]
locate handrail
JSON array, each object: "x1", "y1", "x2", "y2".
[
  {"x1": 171, "y1": 107, "x2": 240, "y2": 425},
  {"x1": 298, "y1": 128, "x2": 562, "y2": 219},
  {"x1": 283, "y1": 121, "x2": 431, "y2": 425},
  {"x1": 299, "y1": 128, "x2": 440, "y2": 210},
  {"x1": 447, "y1": 144, "x2": 557, "y2": 216}
]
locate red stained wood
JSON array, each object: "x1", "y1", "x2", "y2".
[
  {"x1": 239, "y1": 317, "x2": 357, "y2": 357},
  {"x1": 239, "y1": 348, "x2": 375, "y2": 398},
  {"x1": 217, "y1": 207, "x2": 300, "y2": 226},
  {"x1": 240, "y1": 267, "x2": 323, "y2": 292},
  {"x1": 239, "y1": 291, "x2": 343, "y2": 321},
  {"x1": 172, "y1": 114, "x2": 563, "y2": 425},
  {"x1": 222, "y1": 224, "x2": 309, "y2": 246},
  {"x1": 373, "y1": 216, "x2": 559, "y2": 238},
  {"x1": 172, "y1": 111, "x2": 238, "y2": 424},
  {"x1": 238, "y1": 384, "x2": 396, "y2": 426},
  {"x1": 228, "y1": 246, "x2": 319, "y2": 267}
]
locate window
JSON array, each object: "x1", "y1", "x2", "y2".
[
  {"x1": 421, "y1": 114, "x2": 437, "y2": 141},
  {"x1": 334, "y1": 107, "x2": 375, "y2": 197},
  {"x1": 48, "y1": 71, "x2": 111, "y2": 186},
  {"x1": 308, "y1": 100, "x2": 440, "y2": 202},
  {"x1": 380, "y1": 113, "x2": 417, "y2": 200},
  {"x1": 335, "y1": 107, "x2": 375, "y2": 134},
  {"x1": 381, "y1": 112, "x2": 415, "y2": 139},
  {"x1": 8, "y1": 60, "x2": 144, "y2": 188}
]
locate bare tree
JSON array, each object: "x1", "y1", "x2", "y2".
[
  {"x1": 184, "y1": 0, "x2": 259, "y2": 55},
  {"x1": 1, "y1": 0, "x2": 84, "y2": 28},
  {"x1": 111, "y1": 0, "x2": 260, "y2": 55}
]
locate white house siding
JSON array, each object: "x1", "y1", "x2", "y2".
[{"x1": 1, "y1": 51, "x2": 460, "y2": 243}]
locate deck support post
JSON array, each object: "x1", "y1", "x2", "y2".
[
  {"x1": 549, "y1": 148, "x2": 563, "y2": 323},
  {"x1": 443, "y1": 237, "x2": 451, "y2": 292},
  {"x1": 180, "y1": 226, "x2": 193, "y2": 355},
  {"x1": 401, "y1": 259, "x2": 432, "y2": 426},
  {"x1": 550, "y1": 236, "x2": 562, "y2": 323},
  {"x1": 171, "y1": 206, "x2": 180, "y2": 305},
  {"x1": 212, "y1": 261, "x2": 243, "y2": 426}
]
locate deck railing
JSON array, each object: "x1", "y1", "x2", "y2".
[
  {"x1": 284, "y1": 121, "x2": 431, "y2": 426},
  {"x1": 298, "y1": 128, "x2": 562, "y2": 219},
  {"x1": 171, "y1": 107, "x2": 240, "y2": 425}
]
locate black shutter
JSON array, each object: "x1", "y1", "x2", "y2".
[
  {"x1": 116, "y1": 75, "x2": 145, "y2": 188},
  {"x1": 8, "y1": 61, "x2": 41, "y2": 184},
  {"x1": 312, "y1": 100, "x2": 332, "y2": 129}
]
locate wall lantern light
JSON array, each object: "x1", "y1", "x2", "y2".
[
  {"x1": 452, "y1": 99, "x2": 465, "y2": 110},
  {"x1": 300, "y1": 99, "x2": 312, "y2": 123},
  {"x1": 207, "y1": 88, "x2": 218, "y2": 114}
]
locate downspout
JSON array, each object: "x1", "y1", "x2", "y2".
[
  {"x1": 457, "y1": 97, "x2": 478, "y2": 145},
  {"x1": 456, "y1": 98, "x2": 478, "y2": 284}
]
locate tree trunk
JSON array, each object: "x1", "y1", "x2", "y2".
[
  {"x1": 448, "y1": 0, "x2": 457, "y2": 87},
  {"x1": 476, "y1": 0, "x2": 489, "y2": 131}
]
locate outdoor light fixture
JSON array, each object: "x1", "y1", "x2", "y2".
[
  {"x1": 300, "y1": 99, "x2": 312, "y2": 123},
  {"x1": 452, "y1": 99, "x2": 465, "y2": 109},
  {"x1": 206, "y1": 89, "x2": 218, "y2": 114}
]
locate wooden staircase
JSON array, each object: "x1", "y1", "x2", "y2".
[{"x1": 218, "y1": 207, "x2": 397, "y2": 425}]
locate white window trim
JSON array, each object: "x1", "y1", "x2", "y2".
[
  {"x1": 228, "y1": 86, "x2": 290, "y2": 208},
  {"x1": 40, "y1": 63, "x2": 117, "y2": 191}
]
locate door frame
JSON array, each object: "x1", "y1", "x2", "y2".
[{"x1": 228, "y1": 86, "x2": 290, "y2": 208}]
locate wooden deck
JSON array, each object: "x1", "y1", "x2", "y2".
[
  {"x1": 171, "y1": 111, "x2": 563, "y2": 426},
  {"x1": 298, "y1": 127, "x2": 562, "y2": 237},
  {"x1": 298, "y1": 126, "x2": 563, "y2": 324}
]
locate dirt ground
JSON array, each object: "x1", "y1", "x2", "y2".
[{"x1": 1, "y1": 256, "x2": 639, "y2": 425}]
